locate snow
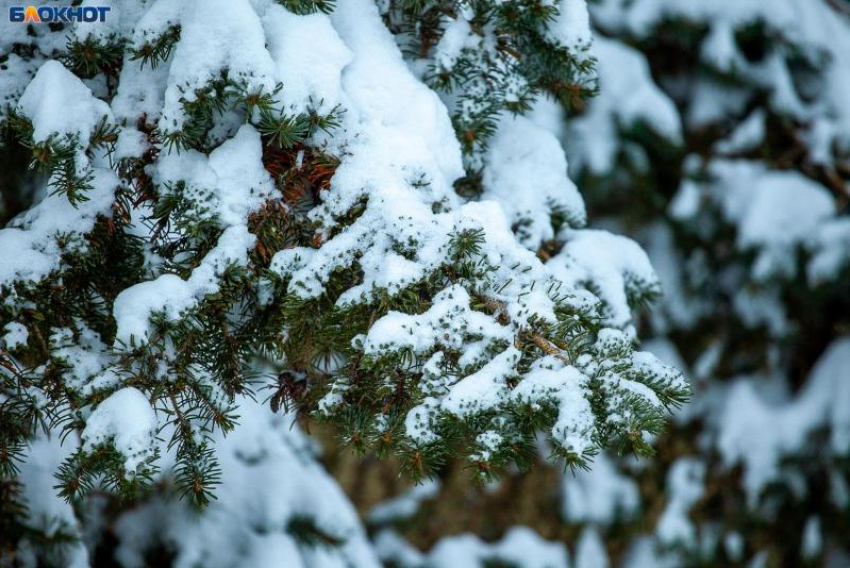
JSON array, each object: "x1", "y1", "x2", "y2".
[
  {"x1": 591, "y1": 0, "x2": 850, "y2": 157},
  {"x1": 806, "y1": 218, "x2": 850, "y2": 285},
  {"x1": 51, "y1": 325, "x2": 120, "y2": 393},
  {"x1": 0, "y1": 53, "x2": 39, "y2": 120},
  {"x1": 15, "y1": 432, "x2": 91, "y2": 568},
  {"x1": 113, "y1": 224, "x2": 256, "y2": 343},
  {"x1": 112, "y1": 50, "x2": 170, "y2": 124},
  {"x1": 656, "y1": 458, "x2": 705, "y2": 546},
  {"x1": 2, "y1": 321, "x2": 29, "y2": 350},
  {"x1": 569, "y1": 36, "x2": 681, "y2": 175},
  {"x1": 165, "y1": 124, "x2": 276, "y2": 226},
  {"x1": 374, "y1": 530, "x2": 427, "y2": 567},
  {"x1": 716, "y1": 337, "x2": 850, "y2": 503},
  {"x1": 82, "y1": 387, "x2": 158, "y2": 473},
  {"x1": 801, "y1": 516, "x2": 822, "y2": 560},
  {"x1": 360, "y1": 285, "x2": 510, "y2": 356},
  {"x1": 442, "y1": 347, "x2": 519, "y2": 418},
  {"x1": 157, "y1": 0, "x2": 276, "y2": 134},
  {"x1": 512, "y1": 362, "x2": 595, "y2": 455},
  {"x1": 433, "y1": 17, "x2": 477, "y2": 70},
  {"x1": 0, "y1": 0, "x2": 707, "y2": 562},
  {"x1": 562, "y1": 453, "x2": 640, "y2": 524},
  {"x1": 368, "y1": 479, "x2": 440, "y2": 524},
  {"x1": 670, "y1": 160, "x2": 835, "y2": 280},
  {"x1": 547, "y1": 0, "x2": 593, "y2": 51},
  {"x1": 575, "y1": 527, "x2": 609, "y2": 568},
  {"x1": 111, "y1": 399, "x2": 381, "y2": 568},
  {"x1": 621, "y1": 537, "x2": 680, "y2": 568},
  {"x1": 428, "y1": 526, "x2": 570, "y2": 568},
  {"x1": 17, "y1": 60, "x2": 112, "y2": 145},
  {"x1": 552, "y1": 229, "x2": 661, "y2": 329},
  {"x1": 643, "y1": 223, "x2": 711, "y2": 332},
  {"x1": 0, "y1": 167, "x2": 117, "y2": 287},
  {"x1": 715, "y1": 110, "x2": 766, "y2": 154},
  {"x1": 482, "y1": 114, "x2": 587, "y2": 248},
  {"x1": 113, "y1": 124, "x2": 271, "y2": 343},
  {"x1": 263, "y1": 6, "x2": 352, "y2": 115}
]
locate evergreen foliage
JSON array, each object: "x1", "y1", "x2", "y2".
[{"x1": 0, "y1": 0, "x2": 686, "y2": 565}]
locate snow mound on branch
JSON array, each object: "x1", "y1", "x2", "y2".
[
  {"x1": 263, "y1": 5, "x2": 353, "y2": 115},
  {"x1": 82, "y1": 387, "x2": 158, "y2": 473},
  {"x1": 592, "y1": 0, "x2": 850, "y2": 159},
  {"x1": 2, "y1": 322, "x2": 29, "y2": 350},
  {"x1": 569, "y1": 36, "x2": 681, "y2": 175},
  {"x1": 112, "y1": 399, "x2": 380, "y2": 568},
  {"x1": 512, "y1": 360, "x2": 596, "y2": 455},
  {"x1": 562, "y1": 452, "x2": 640, "y2": 524},
  {"x1": 426, "y1": 526, "x2": 570, "y2": 568},
  {"x1": 717, "y1": 337, "x2": 850, "y2": 504},
  {"x1": 112, "y1": 125, "x2": 271, "y2": 343},
  {"x1": 0, "y1": 168, "x2": 117, "y2": 287},
  {"x1": 575, "y1": 527, "x2": 609, "y2": 568},
  {"x1": 17, "y1": 60, "x2": 112, "y2": 144},
  {"x1": 656, "y1": 458, "x2": 705, "y2": 546},
  {"x1": 552, "y1": 229, "x2": 661, "y2": 329},
  {"x1": 547, "y1": 0, "x2": 594, "y2": 51},
  {"x1": 113, "y1": 225, "x2": 255, "y2": 343},
  {"x1": 483, "y1": 114, "x2": 587, "y2": 247},
  {"x1": 670, "y1": 159, "x2": 835, "y2": 281},
  {"x1": 156, "y1": 0, "x2": 276, "y2": 133}
]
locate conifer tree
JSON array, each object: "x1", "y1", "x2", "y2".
[
  {"x1": 542, "y1": 0, "x2": 850, "y2": 564},
  {"x1": 346, "y1": 2, "x2": 850, "y2": 566},
  {"x1": 0, "y1": 0, "x2": 687, "y2": 565}
]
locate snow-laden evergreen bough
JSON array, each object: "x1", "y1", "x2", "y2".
[
  {"x1": 0, "y1": 0, "x2": 688, "y2": 562},
  {"x1": 537, "y1": 0, "x2": 850, "y2": 564}
]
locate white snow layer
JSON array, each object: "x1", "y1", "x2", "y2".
[
  {"x1": 716, "y1": 337, "x2": 850, "y2": 503},
  {"x1": 591, "y1": 0, "x2": 850, "y2": 160},
  {"x1": 82, "y1": 387, "x2": 158, "y2": 473},
  {"x1": 670, "y1": 159, "x2": 835, "y2": 281},
  {"x1": 111, "y1": 399, "x2": 381, "y2": 568},
  {"x1": 562, "y1": 452, "x2": 640, "y2": 524},
  {"x1": 569, "y1": 36, "x2": 681, "y2": 175}
]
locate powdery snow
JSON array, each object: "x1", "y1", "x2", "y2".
[
  {"x1": 82, "y1": 387, "x2": 158, "y2": 473},
  {"x1": 17, "y1": 60, "x2": 112, "y2": 145},
  {"x1": 482, "y1": 114, "x2": 587, "y2": 248},
  {"x1": 716, "y1": 337, "x2": 850, "y2": 503}
]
